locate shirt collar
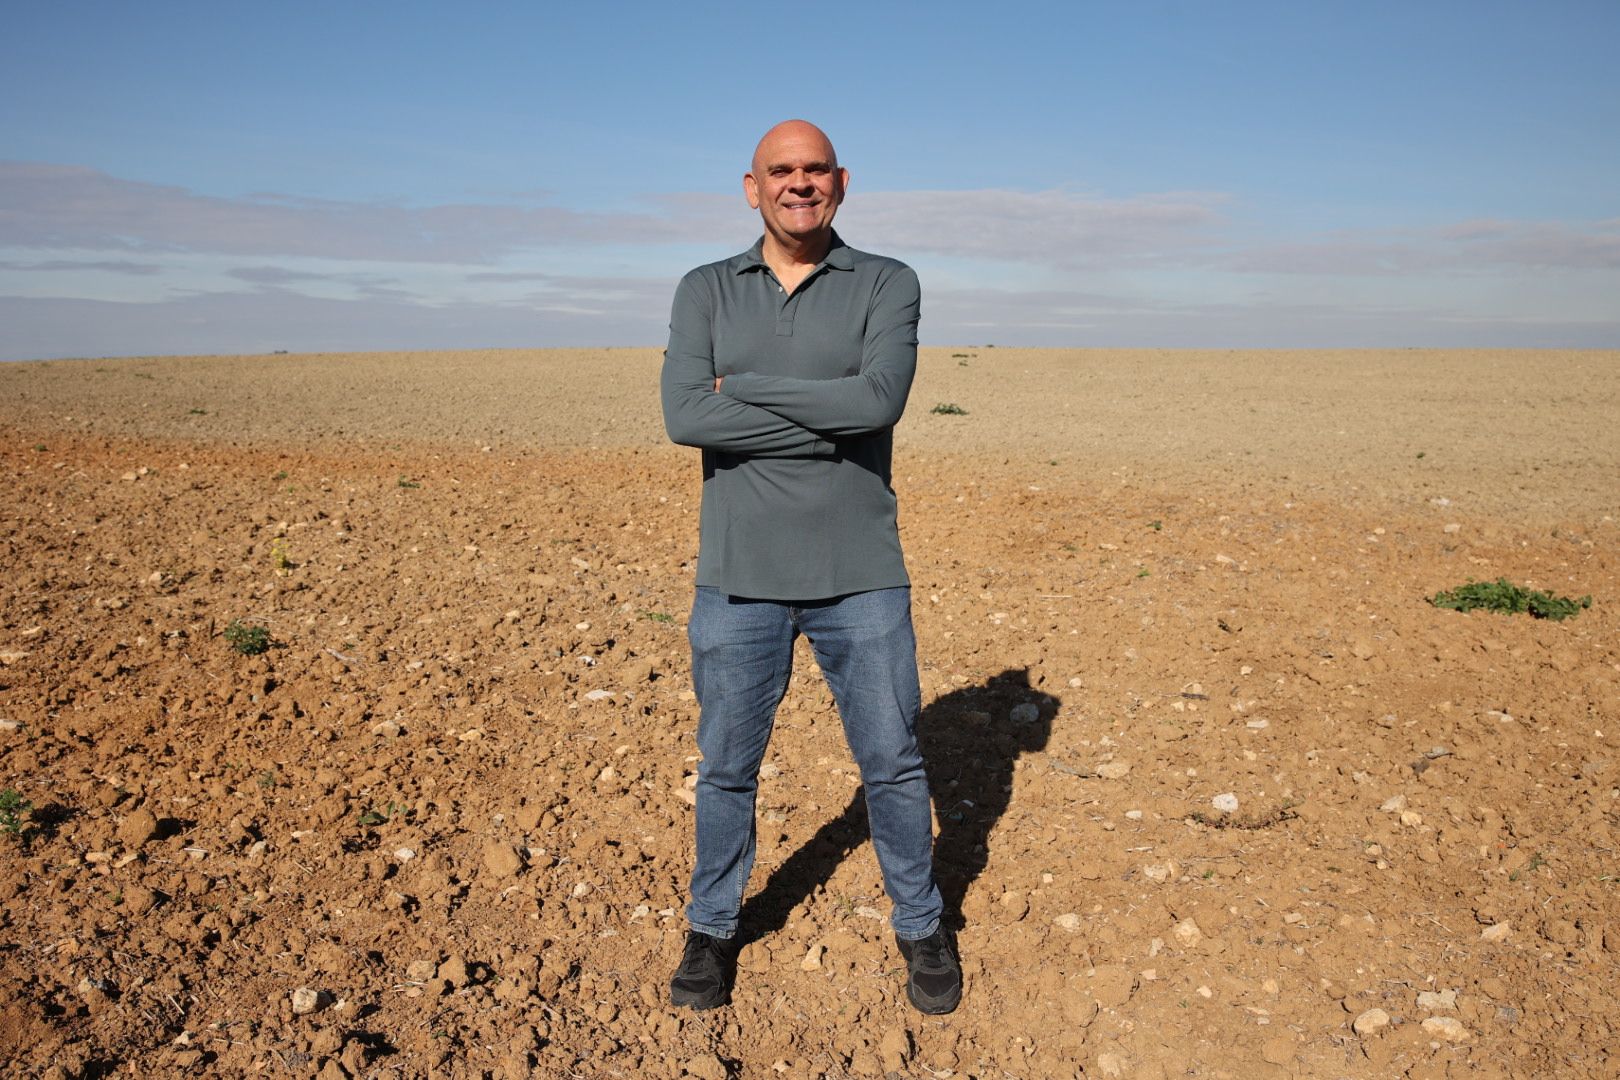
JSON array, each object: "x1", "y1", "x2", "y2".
[{"x1": 732, "y1": 230, "x2": 854, "y2": 274}]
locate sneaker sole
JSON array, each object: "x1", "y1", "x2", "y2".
[
  {"x1": 907, "y1": 984, "x2": 961, "y2": 1015},
  {"x1": 670, "y1": 984, "x2": 729, "y2": 1011}
]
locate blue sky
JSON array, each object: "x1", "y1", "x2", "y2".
[{"x1": 3, "y1": 1, "x2": 1617, "y2": 358}]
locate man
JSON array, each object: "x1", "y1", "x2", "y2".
[{"x1": 660, "y1": 120, "x2": 960, "y2": 1015}]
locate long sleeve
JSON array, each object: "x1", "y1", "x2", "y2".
[
  {"x1": 661, "y1": 270, "x2": 837, "y2": 457},
  {"x1": 717, "y1": 265, "x2": 919, "y2": 437}
]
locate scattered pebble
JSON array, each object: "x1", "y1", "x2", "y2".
[
  {"x1": 1053, "y1": 913, "x2": 1082, "y2": 933},
  {"x1": 1211, "y1": 793, "x2": 1240, "y2": 814},
  {"x1": 1422, "y1": 1016, "x2": 1469, "y2": 1041},
  {"x1": 801, "y1": 944, "x2": 824, "y2": 970},
  {"x1": 290, "y1": 987, "x2": 328, "y2": 1015},
  {"x1": 1096, "y1": 761, "x2": 1131, "y2": 780},
  {"x1": 1009, "y1": 703, "x2": 1040, "y2": 724},
  {"x1": 1094, "y1": 1050, "x2": 1127, "y2": 1077},
  {"x1": 1481, "y1": 922, "x2": 1511, "y2": 942},
  {"x1": 1417, "y1": 989, "x2": 1458, "y2": 1011},
  {"x1": 1171, "y1": 918, "x2": 1203, "y2": 947},
  {"x1": 1352, "y1": 1008, "x2": 1390, "y2": 1036}
]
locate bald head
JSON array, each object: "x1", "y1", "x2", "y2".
[
  {"x1": 751, "y1": 119, "x2": 839, "y2": 175},
  {"x1": 744, "y1": 120, "x2": 849, "y2": 258}
]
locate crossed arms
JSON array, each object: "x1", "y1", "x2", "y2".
[{"x1": 660, "y1": 264, "x2": 920, "y2": 456}]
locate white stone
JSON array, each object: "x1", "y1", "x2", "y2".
[
  {"x1": 1053, "y1": 913, "x2": 1082, "y2": 933},
  {"x1": 1352, "y1": 1008, "x2": 1390, "y2": 1036},
  {"x1": 1421, "y1": 1016, "x2": 1469, "y2": 1041},
  {"x1": 1416, "y1": 989, "x2": 1458, "y2": 1011},
  {"x1": 290, "y1": 987, "x2": 326, "y2": 1015},
  {"x1": 1481, "y1": 921, "x2": 1511, "y2": 942},
  {"x1": 1211, "y1": 793, "x2": 1240, "y2": 814}
]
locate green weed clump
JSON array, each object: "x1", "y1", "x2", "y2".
[
  {"x1": 931, "y1": 403, "x2": 968, "y2": 416},
  {"x1": 224, "y1": 620, "x2": 272, "y2": 655},
  {"x1": 1430, "y1": 578, "x2": 1591, "y2": 621},
  {"x1": 0, "y1": 788, "x2": 32, "y2": 838}
]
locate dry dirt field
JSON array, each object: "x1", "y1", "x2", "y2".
[{"x1": 1, "y1": 347, "x2": 1617, "y2": 1079}]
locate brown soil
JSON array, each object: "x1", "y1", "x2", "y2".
[{"x1": 1, "y1": 348, "x2": 1616, "y2": 1079}]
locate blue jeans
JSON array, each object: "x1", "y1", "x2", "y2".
[{"x1": 685, "y1": 586, "x2": 943, "y2": 941}]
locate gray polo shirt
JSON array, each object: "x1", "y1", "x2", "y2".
[{"x1": 661, "y1": 232, "x2": 920, "y2": 601}]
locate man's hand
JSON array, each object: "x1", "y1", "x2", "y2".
[{"x1": 714, "y1": 376, "x2": 724, "y2": 392}]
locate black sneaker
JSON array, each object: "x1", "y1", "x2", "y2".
[
  {"x1": 896, "y1": 928, "x2": 961, "y2": 1014},
  {"x1": 669, "y1": 931, "x2": 736, "y2": 1010}
]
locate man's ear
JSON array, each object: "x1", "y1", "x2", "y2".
[
  {"x1": 835, "y1": 167, "x2": 850, "y2": 204},
  {"x1": 743, "y1": 172, "x2": 761, "y2": 210}
]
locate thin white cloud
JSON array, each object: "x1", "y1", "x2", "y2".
[
  {"x1": 0, "y1": 161, "x2": 719, "y2": 262},
  {"x1": 2, "y1": 160, "x2": 1224, "y2": 269},
  {"x1": 1231, "y1": 218, "x2": 1620, "y2": 275},
  {"x1": 841, "y1": 190, "x2": 1227, "y2": 266},
  {"x1": 0, "y1": 258, "x2": 163, "y2": 275}
]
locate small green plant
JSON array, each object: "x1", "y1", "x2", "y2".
[
  {"x1": 272, "y1": 470, "x2": 288, "y2": 481},
  {"x1": 397, "y1": 476, "x2": 421, "y2": 489},
  {"x1": 0, "y1": 789, "x2": 33, "y2": 838},
  {"x1": 32, "y1": 444, "x2": 46, "y2": 452},
  {"x1": 930, "y1": 403, "x2": 968, "y2": 416},
  {"x1": 270, "y1": 538, "x2": 293, "y2": 573},
  {"x1": 1148, "y1": 520, "x2": 1163, "y2": 531},
  {"x1": 951, "y1": 353, "x2": 969, "y2": 358},
  {"x1": 1416, "y1": 451, "x2": 1426, "y2": 459},
  {"x1": 1136, "y1": 567, "x2": 1151, "y2": 579},
  {"x1": 224, "y1": 620, "x2": 271, "y2": 655},
  {"x1": 1510, "y1": 851, "x2": 1546, "y2": 882},
  {"x1": 189, "y1": 408, "x2": 207, "y2": 415},
  {"x1": 641, "y1": 611, "x2": 674, "y2": 624},
  {"x1": 256, "y1": 770, "x2": 278, "y2": 790},
  {"x1": 1430, "y1": 579, "x2": 1591, "y2": 621},
  {"x1": 357, "y1": 801, "x2": 411, "y2": 827}
]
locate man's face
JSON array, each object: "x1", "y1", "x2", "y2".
[{"x1": 744, "y1": 123, "x2": 848, "y2": 247}]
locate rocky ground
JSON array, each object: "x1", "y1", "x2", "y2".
[{"x1": 1, "y1": 348, "x2": 1617, "y2": 1079}]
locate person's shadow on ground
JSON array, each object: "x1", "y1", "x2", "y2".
[{"x1": 738, "y1": 667, "x2": 1058, "y2": 945}]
